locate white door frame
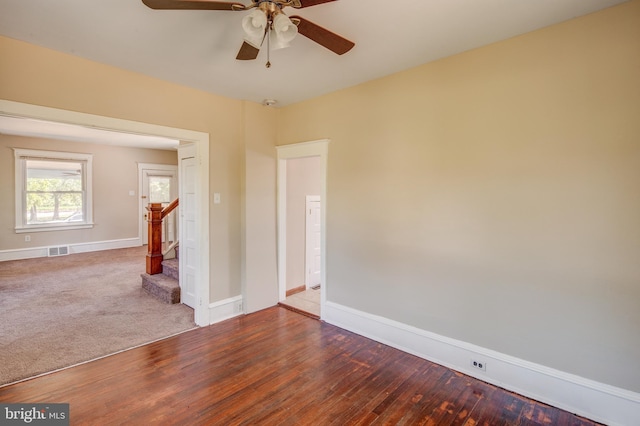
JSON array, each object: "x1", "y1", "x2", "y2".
[
  {"x1": 0, "y1": 100, "x2": 211, "y2": 326},
  {"x1": 177, "y1": 144, "x2": 197, "y2": 309},
  {"x1": 276, "y1": 140, "x2": 329, "y2": 318},
  {"x1": 138, "y1": 163, "x2": 178, "y2": 246},
  {"x1": 305, "y1": 195, "x2": 321, "y2": 290}
]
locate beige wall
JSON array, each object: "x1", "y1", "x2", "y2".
[
  {"x1": 0, "y1": 134, "x2": 177, "y2": 251},
  {"x1": 286, "y1": 156, "x2": 321, "y2": 290},
  {"x1": 241, "y1": 101, "x2": 278, "y2": 312},
  {"x1": 277, "y1": 1, "x2": 640, "y2": 392},
  {"x1": 0, "y1": 35, "x2": 272, "y2": 303}
]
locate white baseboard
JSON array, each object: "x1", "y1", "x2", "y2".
[
  {"x1": 0, "y1": 238, "x2": 141, "y2": 262},
  {"x1": 323, "y1": 301, "x2": 640, "y2": 426},
  {"x1": 209, "y1": 295, "x2": 244, "y2": 325}
]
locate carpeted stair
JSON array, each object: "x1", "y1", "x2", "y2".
[{"x1": 141, "y1": 246, "x2": 180, "y2": 304}]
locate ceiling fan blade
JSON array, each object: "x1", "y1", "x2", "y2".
[
  {"x1": 290, "y1": 16, "x2": 354, "y2": 55},
  {"x1": 142, "y1": 0, "x2": 246, "y2": 11},
  {"x1": 292, "y1": 0, "x2": 338, "y2": 8},
  {"x1": 236, "y1": 41, "x2": 260, "y2": 60}
]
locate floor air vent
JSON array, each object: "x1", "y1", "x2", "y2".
[{"x1": 48, "y1": 246, "x2": 70, "y2": 257}]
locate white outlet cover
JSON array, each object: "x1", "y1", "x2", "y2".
[{"x1": 471, "y1": 359, "x2": 487, "y2": 371}]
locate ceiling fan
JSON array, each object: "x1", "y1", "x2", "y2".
[{"x1": 142, "y1": 0, "x2": 355, "y2": 67}]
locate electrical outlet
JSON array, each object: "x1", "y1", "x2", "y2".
[
  {"x1": 234, "y1": 300, "x2": 243, "y2": 314},
  {"x1": 24, "y1": 235, "x2": 31, "y2": 242},
  {"x1": 471, "y1": 359, "x2": 487, "y2": 371}
]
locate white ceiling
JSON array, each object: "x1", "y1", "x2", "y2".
[
  {"x1": 0, "y1": 0, "x2": 627, "y2": 108},
  {"x1": 0, "y1": 0, "x2": 628, "y2": 149},
  {"x1": 0, "y1": 115, "x2": 180, "y2": 149}
]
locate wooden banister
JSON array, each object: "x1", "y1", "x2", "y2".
[
  {"x1": 161, "y1": 198, "x2": 179, "y2": 219},
  {"x1": 146, "y1": 199, "x2": 179, "y2": 275}
]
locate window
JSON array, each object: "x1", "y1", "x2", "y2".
[
  {"x1": 14, "y1": 149, "x2": 93, "y2": 232},
  {"x1": 149, "y1": 176, "x2": 171, "y2": 204}
]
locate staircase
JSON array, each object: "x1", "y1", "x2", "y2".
[
  {"x1": 141, "y1": 246, "x2": 180, "y2": 304},
  {"x1": 141, "y1": 200, "x2": 180, "y2": 304}
]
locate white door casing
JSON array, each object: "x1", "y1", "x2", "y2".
[
  {"x1": 305, "y1": 196, "x2": 321, "y2": 289},
  {"x1": 179, "y1": 145, "x2": 197, "y2": 309},
  {"x1": 276, "y1": 140, "x2": 329, "y2": 318}
]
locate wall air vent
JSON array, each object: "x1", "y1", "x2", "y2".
[{"x1": 48, "y1": 246, "x2": 70, "y2": 257}]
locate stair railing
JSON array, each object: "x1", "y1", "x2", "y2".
[{"x1": 146, "y1": 198, "x2": 179, "y2": 275}]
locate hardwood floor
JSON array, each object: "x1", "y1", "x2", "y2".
[{"x1": 0, "y1": 307, "x2": 599, "y2": 425}]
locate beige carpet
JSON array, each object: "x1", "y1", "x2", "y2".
[{"x1": 0, "y1": 246, "x2": 196, "y2": 386}]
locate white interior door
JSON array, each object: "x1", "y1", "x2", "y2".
[
  {"x1": 180, "y1": 152, "x2": 197, "y2": 308},
  {"x1": 305, "y1": 196, "x2": 321, "y2": 289},
  {"x1": 139, "y1": 164, "x2": 177, "y2": 245}
]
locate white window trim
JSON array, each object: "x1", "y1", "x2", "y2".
[{"x1": 14, "y1": 148, "x2": 94, "y2": 233}]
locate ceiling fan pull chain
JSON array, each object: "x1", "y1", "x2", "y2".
[{"x1": 266, "y1": 25, "x2": 272, "y2": 68}]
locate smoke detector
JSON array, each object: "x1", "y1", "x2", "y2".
[{"x1": 262, "y1": 99, "x2": 277, "y2": 107}]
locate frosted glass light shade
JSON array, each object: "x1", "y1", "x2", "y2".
[
  {"x1": 271, "y1": 13, "x2": 297, "y2": 50},
  {"x1": 242, "y1": 9, "x2": 267, "y2": 48}
]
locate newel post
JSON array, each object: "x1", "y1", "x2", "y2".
[{"x1": 146, "y1": 203, "x2": 163, "y2": 275}]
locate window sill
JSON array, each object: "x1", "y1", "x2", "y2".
[{"x1": 15, "y1": 223, "x2": 95, "y2": 233}]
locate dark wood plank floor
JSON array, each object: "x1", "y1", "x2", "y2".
[{"x1": 0, "y1": 307, "x2": 600, "y2": 425}]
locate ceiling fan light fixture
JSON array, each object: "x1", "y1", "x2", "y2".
[
  {"x1": 141, "y1": 0, "x2": 355, "y2": 65},
  {"x1": 242, "y1": 9, "x2": 267, "y2": 48}
]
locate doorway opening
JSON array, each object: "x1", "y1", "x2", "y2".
[
  {"x1": 0, "y1": 100, "x2": 210, "y2": 326},
  {"x1": 138, "y1": 163, "x2": 178, "y2": 249},
  {"x1": 276, "y1": 140, "x2": 328, "y2": 319}
]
